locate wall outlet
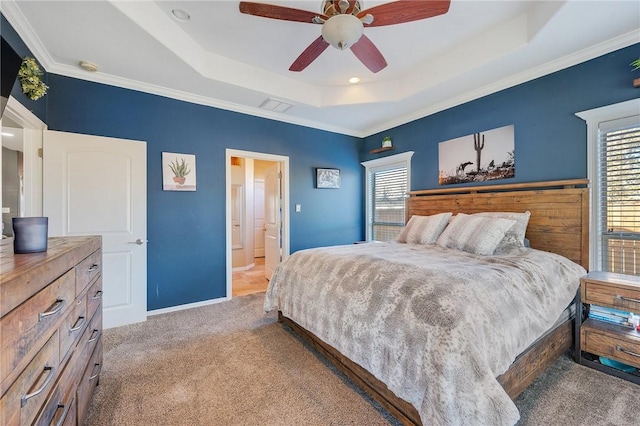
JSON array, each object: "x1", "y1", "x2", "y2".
[{"x1": 1, "y1": 207, "x2": 10, "y2": 214}]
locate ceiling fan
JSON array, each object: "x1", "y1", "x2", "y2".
[{"x1": 239, "y1": 0, "x2": 451, "y2": 73}]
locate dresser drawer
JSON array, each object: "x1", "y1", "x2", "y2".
[
  {"x1": 33, "y1": 353, "x2": 77, "y2": 426},
  {"x1": 1, "y1": 269, "x2": 75, "y2": 390},
  {"x1": 582, "y1": 325, "x2": 640, "y2": 369},
  {"x1": 86, "y1": 276, "x2": 103, "y2": 323},
  {"x1": 75, "y1": 250, "x2": 102, "y2": 296},
  {"x1": 77, "y1": 339, "x2": 103, "y2": 426},
  {"x1": 76, "y1": 308, "x2": 103, "y2": 378},
  {"x1": 582, "y1": 280, "x2": 640, "y2": 312},
  {"x1": 0, "y1": 332, "x2": 60, "y2": 425},
  {"x1": 59, "y1": 293, "x2": 88, "y2": 364}
]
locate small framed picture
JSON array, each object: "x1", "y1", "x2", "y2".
[
  {"x1": 316, "y1": 168, "x2": 340, "y2": 189},
  {"x1": 163, "y1": 152, "x2": 196, "y2": 191}
]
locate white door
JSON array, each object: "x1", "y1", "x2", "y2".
[
  {"x1": 43, "y1": 130, "x2": 147, "y2": 329},
  {"x1": 264, "y1": 163, "x2": 281, "y2": 280},
  {"x1": 254, "y1": 179, "x2": 265, "y2": 258}
]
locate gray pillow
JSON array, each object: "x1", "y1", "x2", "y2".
[
  {"x1": 436, "y1": 213, "x2": 516, "y2": 255},
  {"x1": 396, "y1": 213, "x2": 453, "y2": 244},
  {"x1": 474, "y1": 211, "x2": 531, "y2": 252}
]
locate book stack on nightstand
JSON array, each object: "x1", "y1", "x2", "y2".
[{"x1": 575, "y1": 271, "x2": 640, "y2": 384}]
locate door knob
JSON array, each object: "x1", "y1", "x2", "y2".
[{"x1": 129, "y1": 239, "x2": 146, "y2": 245}]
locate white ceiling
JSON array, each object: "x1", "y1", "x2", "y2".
[{"x1": 2, "y1": 0, "x2": 639, "y2": 137}]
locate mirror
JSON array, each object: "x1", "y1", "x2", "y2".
[{"x1": 1, "y1": 115, "x2": 24, "y2": 237}]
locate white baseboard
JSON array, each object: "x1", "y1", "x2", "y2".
[
  {"x1": 232, "y1": 263, "x2": 255, "y2": 272},
  {"x1": 147, "y1": 296, "x2": 230, "y2": 316}
]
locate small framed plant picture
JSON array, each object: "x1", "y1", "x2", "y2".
[
  {"x1": 316, "y1": 168, "x2": 340, "y2": 189},
  {"x1": 162, "y1": 152, "x2": 196, "y2": 191}
]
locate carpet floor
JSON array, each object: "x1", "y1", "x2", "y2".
[{"x1": 86, "y1": 293, "x2": 638, "y2": 425}]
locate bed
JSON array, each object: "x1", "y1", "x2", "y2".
[{"x1": 265, "y1": 179, "x2": 589, "y2": 425}]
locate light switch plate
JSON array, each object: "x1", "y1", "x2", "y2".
[{"x1": 295, "y1": 204, "x2": 301, "y2": 212}]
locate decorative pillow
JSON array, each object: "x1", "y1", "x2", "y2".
[
  {"x1": 474, "y1": 211, "x2": 531, "y2": 252},
  {"x1": 396, "y1": 213, "x2": 453, "y2": 244},
  {"x1": 436, "y1": 213, "x2": 516, "y2": 255}
]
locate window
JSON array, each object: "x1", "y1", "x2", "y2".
[
  {"x1": 597, "y1": 117, "x2": 640, "y2": 275},
  {"x1": 362, "y1": 151, "x2": 414, "y2": 241},
  {"x1": 578, "y1": 99, "x2": 640, "y2": 275}
]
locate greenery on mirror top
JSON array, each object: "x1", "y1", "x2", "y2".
[{"x1": 18, "y1": 57, "x2": 48, "y2": 101}]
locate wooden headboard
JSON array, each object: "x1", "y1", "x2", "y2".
[{"x1": 407, "y1": 179, "x2": 589, "y2": 270}]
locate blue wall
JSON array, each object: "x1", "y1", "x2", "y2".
[
  {"x1": 362, "y1": 43, "x2": 640, "y2": 191},
  {"x1": 45, "y1": 76, "x2": 362, "y2": 310}
]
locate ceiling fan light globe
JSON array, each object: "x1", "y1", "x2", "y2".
[{"x1": 322, "y1": 14, "x2": 363, "y2": 50}]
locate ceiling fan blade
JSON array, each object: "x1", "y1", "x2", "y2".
[
  {"x1": 289, "y1": 36, "x2": 330, "y2": 72},
  {"x1": 358, "y1": 0, "x2": 450, "y2": 27},
  {"x1": 350, "y1": 35, "x2": 387, "y2": 73},
  {"x1": 239, "y1": 2, "x2": 326, "y2": 23}
]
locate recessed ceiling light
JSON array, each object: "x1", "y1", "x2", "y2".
[
  {"x1": 79, "y1": 60, "x2": 99, "y2": 72},
  {"x1": 172, "y1": 9, "x2": 190, "y2": 21},
  {"x1": 348, "y1": 77, "x2": 360, "y2": 84}
]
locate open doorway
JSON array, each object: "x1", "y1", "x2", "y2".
[
  {"x1": 1, "y1": 96, "x2": 46, "y2": 234},
  {"x1": 225, "y1": 149, "x2": 290, "y2": 299}
]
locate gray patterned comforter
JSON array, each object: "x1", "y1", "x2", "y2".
[{"x1": 264, "y1": 242, "x2": 586, "y2": 426}]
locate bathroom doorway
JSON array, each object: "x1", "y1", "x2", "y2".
[{"x1": 225, "y1": 149, "x2": 290, "y2": 298}]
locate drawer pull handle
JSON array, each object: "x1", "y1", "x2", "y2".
[
  {"x1": 89, "y1": 363, "x2": 101, "y2": 381},
  {"x1": 616, "y1": 295, "x2": 640, "y2": 304},
  {"x1": 21, "y1": 365, "x2": 54, "y2": 407},
  {"x1": 69, "y1": 316, "x2": 86, "y2": 334},
  {"x1": 616, "y1": 345, "x2": 640, "y2": 359},
  {"x1": 87, "y1": 329, "x2": 100, "y2": 344},
  {"x1": 53, "y1": 403, "x2": 71, "y2": 426},
  {"x1": 92, "y1": 290, "x2": 103, "y2": 300},
  {"x1": 87, "y1": 263, "x2": 99, "y2": 273},
  {"x1": 38, "y1": 300, "x2": 64, "y2": 322}
]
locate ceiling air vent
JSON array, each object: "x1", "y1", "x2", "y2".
[{"x1": 259, "y1": 98, "x2": 292, "y2": 113}]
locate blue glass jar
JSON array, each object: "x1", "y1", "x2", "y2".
[{"x1": 12, "y1": 217, "x2": 48, "y2": 254}]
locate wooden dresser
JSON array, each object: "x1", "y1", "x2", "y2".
[{"x1": 1, "y1": 236, "x2": 103, "y2": 425}]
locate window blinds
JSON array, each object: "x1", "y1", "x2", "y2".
[
  {"x1": 598, "y1": 115, "x2": 640, "y2": 275},
  {"x1": 368, "y1": 164, "x2": 408, "y2": 241}
]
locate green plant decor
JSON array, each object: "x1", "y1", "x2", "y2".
[
  {"x1": 18, "y1": 57, "x2": 48, "y2": 101},
  {"x1": 168, "y1": 158, "x2": 191, "y2": 178},
  {"x1": 631, "y1": 58, "x2": 640, "y2": 72}
]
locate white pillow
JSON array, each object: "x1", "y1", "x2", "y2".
[
  {"x1": 436, "y1": 213, "x2": 516, "y2": 255},
  {"x1": 474, "y1": 211, "x2": 531, "y2": 252},
  {"x1": 396, "y1": 213, "x2": 453, "y2": 244}
]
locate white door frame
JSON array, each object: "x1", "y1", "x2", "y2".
[
  {"x1": 2, "y1": 96, "x2": 47, "y2": 217},
  {"x1": 225, "y1": 149, "x2": 290, "y2": 299}
]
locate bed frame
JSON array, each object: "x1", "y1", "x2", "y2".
[{"x1": 279, "y1": 179, "x2": 589, "y2": 425}]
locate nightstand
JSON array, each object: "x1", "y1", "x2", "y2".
[{"x1": 575, "y1": 271, "x2": 640, "y2": 384}]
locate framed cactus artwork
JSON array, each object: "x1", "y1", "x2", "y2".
[
  {"x1": 438, "y1": 125, "x2": 515, "y2": 186},
  {"x1": 162, "y1": 152, "x2": 196, "y2": 191}
]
